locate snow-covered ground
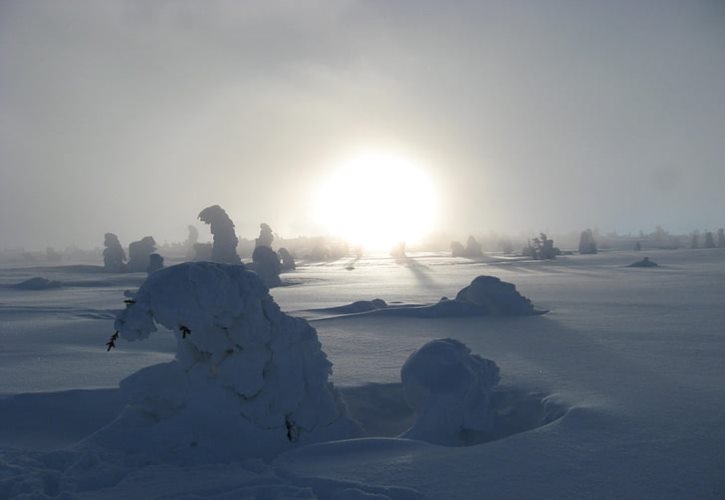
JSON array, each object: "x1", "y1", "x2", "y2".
[{"x1": 1, "y1": 249, "x2": 724, "y2": 498}]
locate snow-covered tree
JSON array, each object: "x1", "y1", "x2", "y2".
[
  {"x1": 255, "y1": 222, "x2": 274, "y2": 248},
  {"x1": 127, "y1": 236, "x2": 156, "y2": 272},
  {"x1": 103, "y1": 233, "x2": 126, "y2": 272},
  {"x1": 278, "y1": 247, "x2": 296, "y2": 271},
  {"x1": 198, "y1": 205, "x2": 241, "y2": 264},
  {"x1": 578, "y1": 229, "x2": 598, "y2": 254},
  {"x1": 101, "y1": 262, "x2": 360, "y2": 461},
  {"x1": 704, "y1": 231, "x2": 716, "y2": 249}
]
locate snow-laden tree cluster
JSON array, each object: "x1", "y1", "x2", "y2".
[
  {"x1": 97, "y1": 262, "x2": 359, "y2": 462},
  {"x1": 451, "y1": 235, "x2": 483, "y2": 258},
  {"x1": 401, "y1": 338, "x2": 500, "y2": 446}
]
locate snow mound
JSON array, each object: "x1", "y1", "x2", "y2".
[
  {"x1": 453, "y1": 275, "x2": 537, "y2": 315},
  {"x1": 311, "y1": 276, "x2": 542, "y2": 318},
  {"x1": 628, "y1": 256, "x2": 658, "y2": 268},
  {"x1": 315, "y1": 299, "x2": 389, "y2": 315},
  {"x1": 401, "y1": 338, "x2": 500, "y2": 445},
  {"x1": 95, "y1": 262, "x2": 360, "y2": 462},
  {"x1": 12, "y1": 277, "x2": 62, "y2": 290}
]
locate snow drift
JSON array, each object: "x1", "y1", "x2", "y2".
[
  {"x1": 401, "y1": 338, "x2": 500, "y2": 445},
  {"x1": 12, "y1": 277, "x2": 62, "y2": 290},
  {"x1": 311, "y1": 275, "x2": 543, "y2": 318},
  {"x1": 93, "y1": 262, "x2": 360, "y2": 462}
]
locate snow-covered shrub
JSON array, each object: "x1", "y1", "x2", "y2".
[
  {"x1": 401, "y1": 338, "x2": 500, "y2": 446},
  {"x1": 99, "y1": 262, "x2": 359, "y2": 462}
]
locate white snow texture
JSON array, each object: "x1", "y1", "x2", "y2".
[{"x1": 100, "y1": 261, "x2": 359, "y2": 462}]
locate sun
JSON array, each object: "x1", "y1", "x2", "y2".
[{"x1": 313, "y1": 152, "x2": 438, "y2": 250}]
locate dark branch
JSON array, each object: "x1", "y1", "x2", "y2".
[{"x1": 106, "y1": 331, "x2": 119, "y2": 351}]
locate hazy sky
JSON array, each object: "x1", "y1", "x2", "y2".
[{"x1": 2, "y1": 0, "x2": 724, "y2": 250}]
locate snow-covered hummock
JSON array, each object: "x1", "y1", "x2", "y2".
[
  {"x1": 628, "y1": 256, "x2": 658, "y2": 267},
  {"x1": 401, "y1": 338, "x2": 500, "y2": 446},
  {"x1": 95, "y1": 261, "x2": 359, "y2": 462},
  {"x1": 454, "y1": 275, "x2": 537, "y2": 315}
]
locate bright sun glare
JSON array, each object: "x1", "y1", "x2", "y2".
[{"x1": 314, "y1": 152, "x2": 438, "y2": 250}]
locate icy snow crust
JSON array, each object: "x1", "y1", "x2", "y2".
[{"x1": 102, "y1": 262, "x2": 360, "y2": 462}]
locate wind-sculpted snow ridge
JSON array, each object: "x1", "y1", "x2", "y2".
[
  {"x1": 310, "y1": 275, "x2": 545, "y2": 318},
  {"x1": 401, "y1": 339, "x2": 500, "y2": 445},
  {"x1": 94, "y1": 262, "x2": 361, "y2": 463}
]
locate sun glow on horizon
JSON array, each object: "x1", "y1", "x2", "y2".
[{"x1": 313, "y1": 152, "x2": 439, "y2": 250}]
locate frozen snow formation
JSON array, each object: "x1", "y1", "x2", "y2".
[
  {"x1": 146, "y1": 253, "x2": 164, "y2": 274},
  {"x1": 102, "y1": 233, "x2": 126, "y2": 272},
  {"x1": 628, "y1": 256, "x2": 658, "y2": 268},
  {"x1": 192, "y1": 242, "x2": 213, "y2": 261},
  {"x1": 98, "y1": 262, "x2": 359, "y2": 462},
  {"x1": 127, "y1": 236, "x2": 157, "y2": 272},
  {"x1": 451, "y1": 235, "x2": 483, "y2": 258},
  {"x1": 251, "y1": 245, "x2": 282, "y2": 288},
  {"x1": 323, "y1": 299, "x2": 389, "y2": 315},
  {"x1": 183, "y1": 224, "x2": 199, "y2": 259},
  {"x1": 578, "y1": 228, "x2": 598, "y2": 254},
  {"x1": 309, "y1": 276, "x2": 542, "y2": 318},
  {"x1": 198, "y1": 205, "x2": 241, "y2": 264},
  {"x1": 453, "y1": 275, "x2": 537, "y2": 315},
  {"x1": 278, "y1": 247, "x2": 296, "y2": 271},
  {"x1": 250, "y1": 222, "x2": 282, "y2": 286},
  {"x1": 255, "y1": 222, "x2": 274, "y2": 248},
  {"x1": 401, "y1": 338, "x2": 500, "y2": 446}
]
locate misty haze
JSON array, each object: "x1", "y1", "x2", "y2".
[{"x1": 1, "y1": 1, "x2": 724, "y2": 499}]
